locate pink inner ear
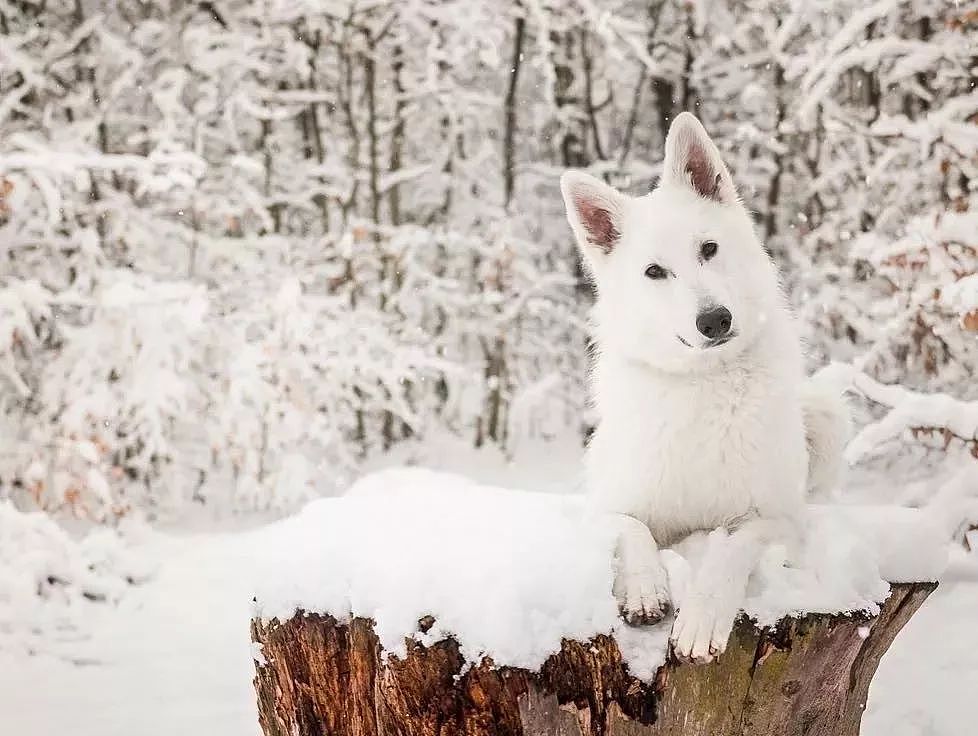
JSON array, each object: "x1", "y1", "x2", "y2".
[
  {"x1": 575, "y1": 196, "x2": 619, "y2": 253},
  {"x1": 686, "y1": 141, "x2": 721, "y2": 201}
]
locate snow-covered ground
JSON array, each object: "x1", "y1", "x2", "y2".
[{"x1": 1, "y1": 441, "x2": 975, "y2": 735}]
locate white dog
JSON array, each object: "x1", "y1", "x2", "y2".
[{"x1": 560, "y1": 112, "x2": 849, "y2": 662}]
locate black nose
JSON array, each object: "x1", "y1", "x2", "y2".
[{"x1": 695, "y1": 306, "x2": 732, "y2": 340}]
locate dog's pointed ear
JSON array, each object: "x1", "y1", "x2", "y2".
[
  {"x1": 560, "y1": 171, "x2": 628, "y2": 259},
  {"x1": 662, "y1": 112, "x2": 737, "y2": 204}
]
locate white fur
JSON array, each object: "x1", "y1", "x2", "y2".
[
  {"x1": 802, "y1": 376, "x2": 852, "y2": 499},
  {"x1": 669, "y1": 520, "x2": 786, "y2": 663},
  {"x1": 561, "y1": 112, "x2": 849, "y2": 661}
]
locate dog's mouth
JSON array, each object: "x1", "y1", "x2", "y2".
[
  {"x1": 676, "y1": 333, "x2": 737, "y2": 349},
  {"x1": 705, "y1": 333, "x2": 736, "y2": 348}
]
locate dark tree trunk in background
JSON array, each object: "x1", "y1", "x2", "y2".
[
  {"x1": 252, "y1": 583, "x2": 934, "y2": 736},
  {"x1": 679, "y1": 6, "x2": 699, "y2": 113},
  {"x1": 503, "y1": 13, "x2": 526, "y2": 209},
  {"x1": 764, "y1": 59, "x2": 787, "y2": 247},
  {"x1": 478, "y1": 8, "x2": 525, "y2": 449},
  {"x1": 551, "y1": 29, "x2": 588, "y2": 171},
  {"x1": 579, "y1": 29, "x2": 607, "y2": 163}
]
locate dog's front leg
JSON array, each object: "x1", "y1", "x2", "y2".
[
  {"x1": 610, "y1": 514, "x2": 672, "y2": 625},
  {"x1": 670, "y1": 518, "x2": 785, "y2": 663}
]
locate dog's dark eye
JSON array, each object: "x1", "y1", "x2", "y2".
[
  {"x1": 700, "y1": 240, "x2": 718, "y2": 261},
  {"x1": 644, "y1": 264, "x2": 668, "y2": 280}
]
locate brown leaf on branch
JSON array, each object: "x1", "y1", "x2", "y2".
[
  {"x1": 962, "y1": 310, "x2": 978, "y2": 332},
  {"x1": 947, "y1": 8, "x2": 978, "y2": 31}
]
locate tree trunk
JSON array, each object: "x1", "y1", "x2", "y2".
[{"x1": 251, "y1": 582, "x2": 934, "y2": 736}]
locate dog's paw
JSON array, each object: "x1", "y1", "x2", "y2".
[
  {"x1": 669, "y1": 597, "x2": 735, "y2": 663},
  {"x1": 610, "y1": 514, "x2": 672, "y2": 626},
  {"x1": 614, "y1": 558, "x2": 672, "y2": 626}
]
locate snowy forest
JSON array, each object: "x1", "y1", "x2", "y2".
[
  {"x1": 1, "y1": 0, "x2": 977, "y2": 734},
  {"x1": 2, "y1": 0, "x2": 976, "y2": 518}
]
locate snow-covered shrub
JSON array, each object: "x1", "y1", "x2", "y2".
[
  {"x1": 34, "y1": 271, "x2": 208, "y2": 517},
  {"x1": 848, "y1": 211, "x2": 978, "y2": 394},
  {"x1": 782, "y1": 2, "x2": 978, "y2": 381},
  {"x1": 0, "y1": 502, "x2": 151, "y2": 655}
]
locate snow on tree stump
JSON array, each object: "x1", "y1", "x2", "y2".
[{"x1": 250, "y1": 582, "x2": 934, "y2": 736}]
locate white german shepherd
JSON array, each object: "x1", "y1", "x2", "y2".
[{"x1": 561, "y1": 112, "x2": 849, "y2": 662}]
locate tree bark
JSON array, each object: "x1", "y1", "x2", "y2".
[{"x1": 251, "y1": 582, "x2": 934, "y2": 736}]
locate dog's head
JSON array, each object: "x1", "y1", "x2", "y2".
[{"x1": 561, "y1": 112, "x2": 782, "y2": 373}]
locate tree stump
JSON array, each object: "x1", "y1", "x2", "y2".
[{"x1": 251, "y1": 582, "x2": 934, "y2": 736}]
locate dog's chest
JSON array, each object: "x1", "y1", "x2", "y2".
[{"x1": 590, "y1": 363, "x2": 805, "y2": 542}]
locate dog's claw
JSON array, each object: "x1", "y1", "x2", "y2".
[
  {"x1": 614, "y1": 561, "x2": 672, "y2": 627},
  {"x1": 620, "y1": 599, "x2": 671, "y2": 626},
  {"x1": 669, "y1": 596, "x2": 735, "y2": 664}
]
